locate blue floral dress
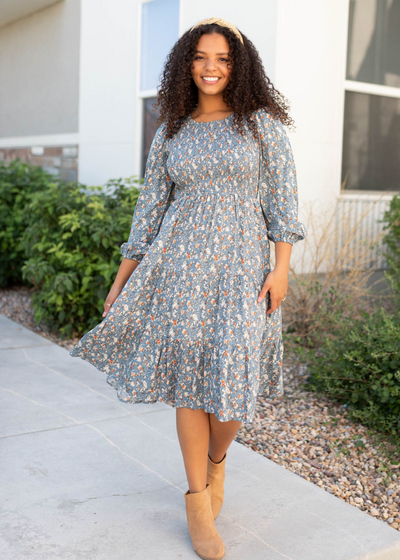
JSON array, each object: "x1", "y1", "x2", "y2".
[{"x1": 69, "y1": 107, "x2": 306, "y2": 423}]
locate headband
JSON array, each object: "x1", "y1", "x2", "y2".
[{"x1": 189, "y1": 17, "x2": 244, "y2": 45}]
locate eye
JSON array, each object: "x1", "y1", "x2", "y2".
[{"x1": 193, "y1": 56, "x2": 229, "y2": 62}]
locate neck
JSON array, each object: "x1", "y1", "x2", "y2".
[{"x1": 194, "y1": 93, "x2": 232, "y2": 116}]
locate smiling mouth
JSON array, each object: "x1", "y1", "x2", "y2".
[{"x1": 201, "y1": 77, "x2": 221, "y2": 84}]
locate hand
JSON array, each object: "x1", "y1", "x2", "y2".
[
  {"x1": 257, "y1": 268, "x2": 288, "y2": 315},
  {"x1": 102, "y1": 284, "x2": 124, "y2": 318}
]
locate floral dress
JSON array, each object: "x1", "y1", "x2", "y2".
[{"x1": 69, "y1": 107, "x2": 306, "y2": 423}]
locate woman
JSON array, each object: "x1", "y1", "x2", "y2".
[{"x1": 70, "y1": 16, "x2": 306, "y2": 560}]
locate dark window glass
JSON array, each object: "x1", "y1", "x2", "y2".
[
  {"x1": 346, "y1": 0, "x2": 400, "y2": 87},
  {"x1": 141, "y1": 97, "x2": 160, "y2": 178},
  {"x1": 342, "y1": 90, "x2": 400, "y2": 191}
]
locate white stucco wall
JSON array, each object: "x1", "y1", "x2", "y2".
[
  {"x1": 273, "y1": 0, "x2": 349, "y2": 272},
  {"x1": 0, "y1": 0, "x2": 80, "y2": 138},
  {"x1": 274, "y1": 0, "x2": 348, "y2": 206},
  {"x1": 78, "y1": 0, "x2": 139, "y2": 185}
]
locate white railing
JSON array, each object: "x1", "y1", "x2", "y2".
[{"x1": 335, "y1": 191, "x2": 395, "y2": 270}]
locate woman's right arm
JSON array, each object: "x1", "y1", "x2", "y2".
[
  {"x1": 102, "y1": 122, "x2": 174, "y2": 318},
  {"x1": 102, "y1": 258, "x2": 139, "y2": 317}
]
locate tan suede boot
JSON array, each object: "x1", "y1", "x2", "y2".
[
  {"x1": 184, "y1": 483, "x2": 225, "y2": 560},
  {"x1": 207, "y1": 453, "x2": 226, "y2": 520}
]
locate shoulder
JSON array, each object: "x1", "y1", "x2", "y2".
[
  {"x1": 149, "y1": 122, "x2": 173, "y2": 155},
  {"x1": 251, "y1": 106, "x2": 272, "y2": 120},
  {"x1": 153, "y1": 122, "x2": 167, "y2": 142},
  {"x1": 251, "y1": 107, "x2": 283, "y2": 130},
  {"x1": 251, "y1": 107, "x2": 288, "y2": 146}
]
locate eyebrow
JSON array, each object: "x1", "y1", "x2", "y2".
[{"x1": 194, "y1": 50, "x2": 230, "y2": 55}]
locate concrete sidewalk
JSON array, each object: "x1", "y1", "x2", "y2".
[{"x1": 1, "y1": 313, "x2": 400, "y2": 560}]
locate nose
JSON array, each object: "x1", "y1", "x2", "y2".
[{"x1": 204, "y1": 58, "x2": 217, "y2": 72}]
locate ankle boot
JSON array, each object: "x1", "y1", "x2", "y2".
[
  {"x1": 207, "y1": 453, "x2": 226, "y2": 520},
  {"x1": 184, "y1": 483, "x2": 225, "y2": 560}
]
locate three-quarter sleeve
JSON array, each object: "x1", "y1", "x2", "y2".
[
  {"x1": 120, "y1": 123, "x2": 175, "y2": 263},
  {"x1": 253, "y1": 107, "x2": 307, "y2": 245}
]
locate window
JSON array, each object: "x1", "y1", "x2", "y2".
[
  {"x1": 342, "y1": 91, "x2": 400, "y2": 191},
  {"x1": 342, "y1": 0, "x2": 400, "y2": 191},
  {"x1": 142, "y1": 97, "x2": 160, "y2": 176},
  {"x1": 139, "y1": 0, "x2": 180, "y2": 176}
]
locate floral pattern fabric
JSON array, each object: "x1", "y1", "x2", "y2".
[{"x1": 69, "y1": 108, "x2": 306, "y2": 423}]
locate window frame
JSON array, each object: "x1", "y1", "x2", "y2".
[{"x1": 340, "y1": 0, "x2": 400, "y2": 196}]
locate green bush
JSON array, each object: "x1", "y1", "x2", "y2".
[
  {"x1": 20, "y1": 176, "x2": 142, "y2": 338},
  {"x1": 0, "y1": 159, "x2": 56, "y2": 287},
  {"x1": 294, "y1": 304, "x2": 400, "y2": 436},
  {"x1": 284, "y1": 194, "x2": 400, "y2": 437},
  {"x1": 381, "y1": 193, "x2": 400, "y2": 292}
]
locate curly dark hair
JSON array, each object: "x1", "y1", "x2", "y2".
[{"x1": 153, "y1": 22, "x2": 295, "y2": 140}]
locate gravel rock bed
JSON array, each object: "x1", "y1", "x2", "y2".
[
  {"x1": 1, "y1": 286, "x2": 399, "y2": 531},
  {"x1": 236, "y1": 362, "x2": 400, "y2": 532}
]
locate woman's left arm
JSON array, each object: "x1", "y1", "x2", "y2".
[{"x1": 253, "y1": 107, "x2": 307, "y2": 313}]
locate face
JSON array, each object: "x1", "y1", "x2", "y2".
[{"x1": 191, "y1": 33, "x2": 232, "y2": 95}]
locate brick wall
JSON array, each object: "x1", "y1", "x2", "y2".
[{"x1": 0, "y1": 145, "x2": 78, "y2": 182}]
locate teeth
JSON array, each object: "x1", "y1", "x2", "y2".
[{"x1": 203, "y1": 77, "x2": 219, "y2": 82}]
